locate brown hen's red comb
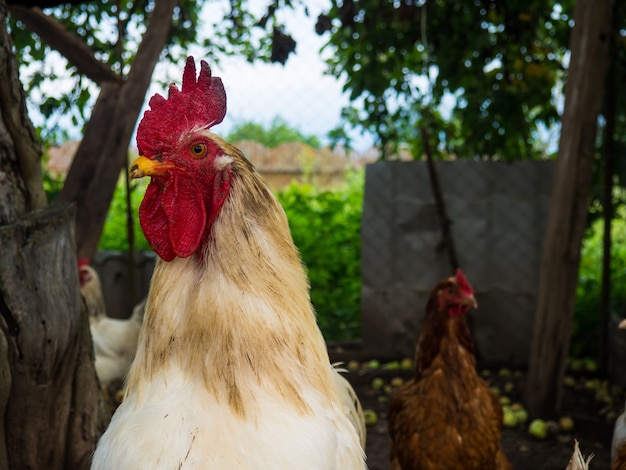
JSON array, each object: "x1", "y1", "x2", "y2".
[
  {"x1": 455, "y1": 268, "x2": 474, "y2": 297},
  {"x1": 136, "y1": 56, "x2": 226, "y2": 157}
]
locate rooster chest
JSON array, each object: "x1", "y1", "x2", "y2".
[{"x1": 91, "y1": 370, "x2": 357, "y2": 469}]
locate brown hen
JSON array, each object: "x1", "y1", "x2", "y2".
[{"x1": 388, "y1": 269, "x2": 511, "y2": 470}]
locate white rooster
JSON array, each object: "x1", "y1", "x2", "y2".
[
  {"x1": 566, "y1": 440, "x2": 593, "y2": 470},
  {"x1": 91, "y1": 57, "x2": 366, "y2": 469}
]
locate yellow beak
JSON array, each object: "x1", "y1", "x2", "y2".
[{"x1": 129, "y1": 156, "x2": 177, "y2": 180}]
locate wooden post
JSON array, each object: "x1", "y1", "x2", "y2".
[
  {"x1": 525, "y1": 0, "x2": 614, "y2": 418},
  {"x1": 421, "y1": 126, "x2": 459, "y2": 272}
]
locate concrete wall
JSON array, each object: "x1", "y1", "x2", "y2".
[{"x1": 360, "y1": 160, "x2": 555, "y2": 366}]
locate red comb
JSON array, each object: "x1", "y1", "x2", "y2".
[
  {"x1": 78, "y1": 258, "x2": 89, "y2": 268},
  {"x1": 455, "y1": 268, "x2": 474, "y2": 296},
  {"x1": 136, "y1": 57, "x2": 226, "y2": 157}
]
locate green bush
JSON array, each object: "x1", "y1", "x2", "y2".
[
  {"x1": 277, "y1": 170, "x2": 364, "y2": 341},
  {"x1": 98, "y1": 176, "x2": 151, "y2": 252},
  {"x1": 42, "y1": 170, "x2": 64, "y2": 203},
  {"x1": 226, "y1": 117, "x2": 321, "y2": 149},
  {"x1": 573, "y1": 204, "x2": 626, "y2": 357}
]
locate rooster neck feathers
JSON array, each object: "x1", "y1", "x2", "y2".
[{"x1": 127, "y1": 140, "x2": 335, "y2": 418}]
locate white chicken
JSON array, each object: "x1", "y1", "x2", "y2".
[
  {"x1": 91, "y1": 57, "x2": 366, "y2": 469},
  {"x1": 566, "y1": 440, "x2": 593, "y2": 470},
  {"x1": 78, "y1": 261, "x2": 106, "y2": 318},
  {"x1": 332, "y1": 364, "x2": 367, "y2": 449},
  {"x1": 90, "y1": 298, "x2": 145, "y2": 387},
  {"x1": 79, "y1": 262, "x2": 145, "y2": 387}
]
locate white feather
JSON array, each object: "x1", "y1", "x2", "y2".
[
  {"x1": 612, "y1": 401, "x2": 626, "y2": 461},
  {"x1": 93, "y1": 367, "x2": 361, "y2": 469}
]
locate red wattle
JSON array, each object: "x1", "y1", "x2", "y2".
[
  {"x1": 448, "y1": 305, "x2": 469, "y2": 317},
  {"x1": 140, "y1": 182, "x2": 176, "y2": 261},
  {"x1": 162, "y1": 177, "x2": 206, "y2": 259}
]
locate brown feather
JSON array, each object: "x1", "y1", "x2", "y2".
[
  {"x1": 388, "y1": 275, "x2": 511, "y2": 470},
  {"x1": 614, "y1": 441, "x2": 626, "y2": 470}
]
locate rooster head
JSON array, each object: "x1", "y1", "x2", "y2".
[
  {"x1": 78, "y1": 258, "x2": 91, "y2": 286},
  {"x1": 437, "y1": 268, "x2": 478, "y2": 317},
  {"x1": 130, "y1": 57, "x2": 230, "y2": 261}
]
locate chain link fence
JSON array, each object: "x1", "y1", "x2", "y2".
[{"x1": 360, "y1": 160, "x2": 555, "y2": 366}]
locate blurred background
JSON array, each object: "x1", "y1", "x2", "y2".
[{"x1": 6, "y1": 0, "x2": 626, "y2": 385}]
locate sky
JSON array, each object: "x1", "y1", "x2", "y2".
[
  {"x1": 21, "y1": 1, "x2": 561, "y2": 156},
  {"x1": 21, "y1": 0, "x2": 375, "y2": 153},
  {"x1": 189, "y1": 1, "x2": 371, "y2": 148}
]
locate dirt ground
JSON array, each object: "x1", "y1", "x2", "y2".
[
  {"x1": 103, "y1": 344, "x2": 618, "y2": 469},
  {"x1": 328, "y1": 344, "x2": 616, "y2": 470}
]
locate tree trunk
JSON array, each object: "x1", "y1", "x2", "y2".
[
  {"x1": 0, "y1": 2, "x2": 45, "y2": 220},
  {"x1": 525, "y1": 0, "x2": 614, "y2": 418},
  {"x1": 600, "y1": 52, "x2": 615, "y2": 377},
  {"x1": 0, "y1": 204, "x2": 110, "y2": 469},
  {"x1": 55, "y1": 0, "x2": 179, "y2": 260},
  {"x1": 0, "y1": 1, "x2": 109, "y2": 466},
  {"x1": 420, "y1": 126, "x2": 459, "y2": 272}
]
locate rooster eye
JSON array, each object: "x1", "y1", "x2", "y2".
[{"x1": 190, "y1": 143, "x2": 207, "y2": 158}]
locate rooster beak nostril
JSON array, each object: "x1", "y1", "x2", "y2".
[{"x1": 129, "y1": 164, "x2": 140, "y2": 179}]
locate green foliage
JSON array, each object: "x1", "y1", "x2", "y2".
[
  {"x1": 277, "y1": 171, "x2": 364, "y2": 340},
  {"x1": 574, "y1": 201, "x2": 626, "y2": 358},
  {"x1": 208, "y1": 0, "x2": 298, "y2": 64},
  {"x1": 9, "y1": 1, "x2": 300, "y2": 145},
  {"x1": 319, "y1": 0, "x2": 574, "y2": 159},
  {"x1": 10, "y1": 0, "x2": 202, "y2": 143},
  {"x1": 41, "y1": 169, "x2": 64, "y2": 204},
  {"x1": 98, "y1": 177, "x2": 151, "y2": 252},
  {"x1": 227, "y1": 117, "x2": 321, "y2": 148}
]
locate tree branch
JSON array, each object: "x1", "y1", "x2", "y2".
[
  {"x1": 8, "y1": 5, "x2": 121, "y2": 85},
  {"x1": 7, "y1": 0, "x2": 90, "y2": 7},
  {"x1": 525, "y1": 0, "x2": 614, "y2": 419},
  {"x1": 0, "y1": 1, "x2": 46, "y2": 215},
  {"x1": 58, "y1": 0, "x2": 179, "y2": 259},
  {"x1": 421, "y1": 126, "x2": 459, "y2": 272}
]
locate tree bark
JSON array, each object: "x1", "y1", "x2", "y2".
[
  {"x1": 0, "y1": 204, "x2": 109, "y2": 469},
  {"x1": 600, "y1": 4, "x2": 618, "y2": 377},
  {"x1": 0, "y1": 1, "x2": 46, "y2": 216},
  {"x1": 0, "y1": 2, "x2": 109, "y2": 466},
  {"x1": 525, "y1": 0, "x2": 614, "y2": 418},
  {"x1": 420, "y1": 126, "x2": 459, "y2": 272},
  {"x1": 8, "y1": 5, "x2": 122, "y2": 86},
  {"x1": 56, "y1": 0, "x2": 179, "y2": 260}
]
